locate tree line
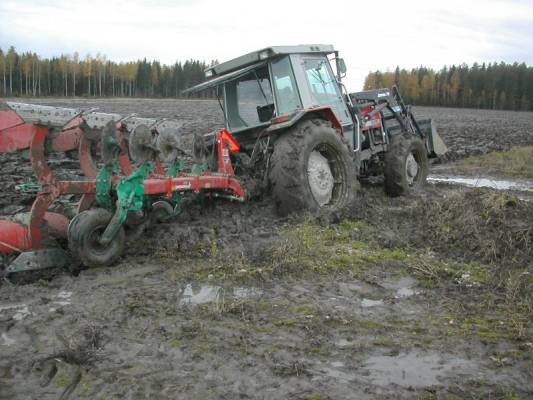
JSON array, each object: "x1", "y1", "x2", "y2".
[
  {"x1": 364, "y1": 62, "x2": 533, "y2": 111},
  {"x1": 0, "y1": 46, "x2": 213, "y2": 98}
]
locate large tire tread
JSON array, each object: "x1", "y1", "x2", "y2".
[
  {"x1": 384, "y1": 133, "x2": 429, "y2": 197},
  {"x1": 269, "y1": 118, "x2": 359, "y2": 216}
]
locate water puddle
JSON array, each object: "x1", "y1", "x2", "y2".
[
  {"x1": 428, "y1": 175, "x2": 533, "y2": 193},
  {"x1": 0, "y1": 303, "x2": 31, "y2": 321},
  {"x1": 233, "y1": 287, "x2": 262, "y2": 299},
  {"x1": 53, "y1": 291, "x2": 73, "y2": 307},
  {"x1": 335, "y1": 338, "x2": 354, "y2": 348},
  {"x1": 48, "y1": 291, "x2": 73, "y2": 312},
  {"x1": 361, "y1": 298, "x2": 384, "y2": 308},
  {"x1": 383, "y1": 277, "x2": 418, "y2": 299},
  {"x1": 180, "y1": 284, "x2": 222, "y2": 305},
  {"x1": 364, "y1": 351, "x2": 475, "y2": 387},
  {"x1": 12, "y1": 305, "x2": 30, "y2": 321},
  {"x1": 395, "y1": 287, "x2": 416, "y2": 298},
  {"x1": 0, "y1": 303, "x2": 25, "y2": 312},
  {"x1": 179, "y1": 284, "x2": 262, "y2": 306},
  {"x1": 1, "y1": 332, "x2": 16, "y2": 346},
  {"x1": 313, "y1": 361, "x2": 357, "y2": 382},
  {"x1": 57, "y1": 291, "x2": 72, "y2": 299}
]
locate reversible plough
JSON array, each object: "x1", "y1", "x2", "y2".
[{"x1": 0, "y1": 102, "x2": 245, "y2": 280}]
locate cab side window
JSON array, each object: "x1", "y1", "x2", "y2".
[{"x1": 271, "y1": 56, "x2": 302, "y2": 115}]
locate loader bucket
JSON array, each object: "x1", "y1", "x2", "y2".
[{"x1": 417, "y1": 118, "x2": 448, "y2": 158}]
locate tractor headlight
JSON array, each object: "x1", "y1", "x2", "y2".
[
  {"x1": 205, "y1": 69, "x2": 214, "y2": 78},
  {"x1": 258, "y1": 50, "x2": 270, "y2": 60}
]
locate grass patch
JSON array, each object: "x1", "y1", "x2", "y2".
[
  {"x1": 407, "y1": 254, "x2": 494, "y2": 287},
  {"x1": 415, "y1": 190, "x2": 532, "y2": 266},
  {"x1": 458, "y1": 146, "x2": 533, "y2": 178},
  {"x1": 266, "y1": 217, "x2": 412, "y2": 278}
]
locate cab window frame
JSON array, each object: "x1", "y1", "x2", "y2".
[{"x1": 270, "y1": 55, "x2": 303, "y2": 117}]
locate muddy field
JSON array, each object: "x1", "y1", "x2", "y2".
[{"x1": 1, "y1": 98, "x2": 532, "y2": 399}]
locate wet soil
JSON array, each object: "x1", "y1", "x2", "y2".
[
  {"x1": 1, "y1": 99, "x2": 532, "y2": 399},
  {"x1": 415, "y1": 106, "x2": 533, "y2": 160}
]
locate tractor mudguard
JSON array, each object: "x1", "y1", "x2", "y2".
[{"x1": 267, "y1": 106, "x2": 344, "y2": 136}]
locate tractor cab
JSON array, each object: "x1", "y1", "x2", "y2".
[{"x1": 184, "y1": 45, "x2": 355, "y2": 148}]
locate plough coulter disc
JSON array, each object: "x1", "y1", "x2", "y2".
[
  {"x1": 192, "y1": 132, "x2": 208, "y2": 162},
  {"x1": 68, "y1": 209, "x2": 125, "y2": 268},
  {"x1": 156, "y1": 130, "x2": 183, "y2": 163},
  {"x1": 101, "y1": 121, "x2": 121, "y2": 165},
  {"x1": 129, "y1": 124, "x2": 155, "y2": 163}
]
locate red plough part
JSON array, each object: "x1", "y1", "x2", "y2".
[{"x1": 0, "y1": 102, "x2": 245, "y2": 280}]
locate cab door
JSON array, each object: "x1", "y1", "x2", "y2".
[
  {"x1": 298, "y1": 56, "x2": 353, "y2": 128},
  {"x1": 285, "y1": 54, "x2": 357, "y2": 150}
]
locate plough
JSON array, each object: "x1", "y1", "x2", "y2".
[{"x1": 0, "y1": 102, "x2": 245, "y2": 280}]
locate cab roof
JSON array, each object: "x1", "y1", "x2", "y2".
[
  {"x1": 207, "y1": 44, "x2": 335, "y2": 77},
  {"x1": 182, "y1": 44, "x2": 335, "y2": 95}
]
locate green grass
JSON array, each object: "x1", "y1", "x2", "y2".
[{"x1": 458, "y1": 146, "x2": 533, "y2": 178}]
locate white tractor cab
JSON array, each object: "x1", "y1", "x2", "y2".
[{"x1": 185, "y1": 45, "x2": 447, "y2": 215}]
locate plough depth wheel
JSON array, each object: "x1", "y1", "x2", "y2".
[
  {"x1": 68, "y1": 208, "x2": 125, "y2": 267},
  {"x1": 150, "y1": 201, "x2": 174, "y2": 224}
]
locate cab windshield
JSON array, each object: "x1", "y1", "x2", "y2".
[{"x1": 303, "y1": 58, "x2": 341, "y2": 106}]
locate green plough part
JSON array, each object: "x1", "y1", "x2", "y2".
[
  {"x1": 116, "y1": 162, "x2": 155, "y2": 222},
  {"x1": 167, "y1": 159, "x2": 186, "y2": 207},
  {"x1": 167, "y1": 159, "x2": 186, "y2": 178},
  {"x1": 191, "y1": 162, "x2": 208, "y2": 175},
  {"x1": 96, "y1": 165, "x2": 114, "y2": 208},
  {"x1": 98, "y1": 158, "x2": 193, "y2": 245},
  {"x1": 15, "y1": 182, "x2": 43, "y2": 193},
  {"x1": 99, "y1": 162, "x2": 155, "y2": 245}
]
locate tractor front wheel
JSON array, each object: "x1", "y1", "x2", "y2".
[
  {"x1": 384, "y1": 134, "x2": 429, "y2": 196},
  {"x1": 269, "y1": 118, "x2": 358, "y2": 216},
  {"x1": 68, "y1": 208, "x2": 125, "y2": 268}
]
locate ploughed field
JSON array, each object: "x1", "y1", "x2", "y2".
[{"x1": 0, "y1": 98, "x2": 532, "y2": 399}]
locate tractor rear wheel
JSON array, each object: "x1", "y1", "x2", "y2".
[
  {"x1": 269, "y1": 118, "x2": 358, "y2": 216},
  {"x1": 68, "y1": 208, "x2": 125, "y2": 268},
  {"x1": 384, "y1": 133, "x2": 429, "y2": 196}
]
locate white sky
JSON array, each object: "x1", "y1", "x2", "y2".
[{"x1": 1, "y1": 0, "x2": 533, "y2": 90}]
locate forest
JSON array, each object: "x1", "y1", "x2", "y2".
[
  {"x1": 2, "y1": 46, "x2": 533, "y2": 111},
  {"x1": 364, "y1": 63, "x2": 533, "y2": 111},
  {"x1": 0, "y1": 46, "x2": 212, "y2": 98}
]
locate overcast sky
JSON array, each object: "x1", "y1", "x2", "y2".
[{"x1": 1, "y1": 0, "x2": 533, "y2": 90}]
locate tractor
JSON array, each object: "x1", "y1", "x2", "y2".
[
  {"x1": 184, "y1": 44, "x2": 447, "y2": 215},
  {"x1": 0, "y1": 44, "x2": 447, "y2": 279}
]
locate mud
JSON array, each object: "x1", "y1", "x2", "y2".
[{"x1": 1, "y1": 98, "x2": 532, "y2": 399}]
